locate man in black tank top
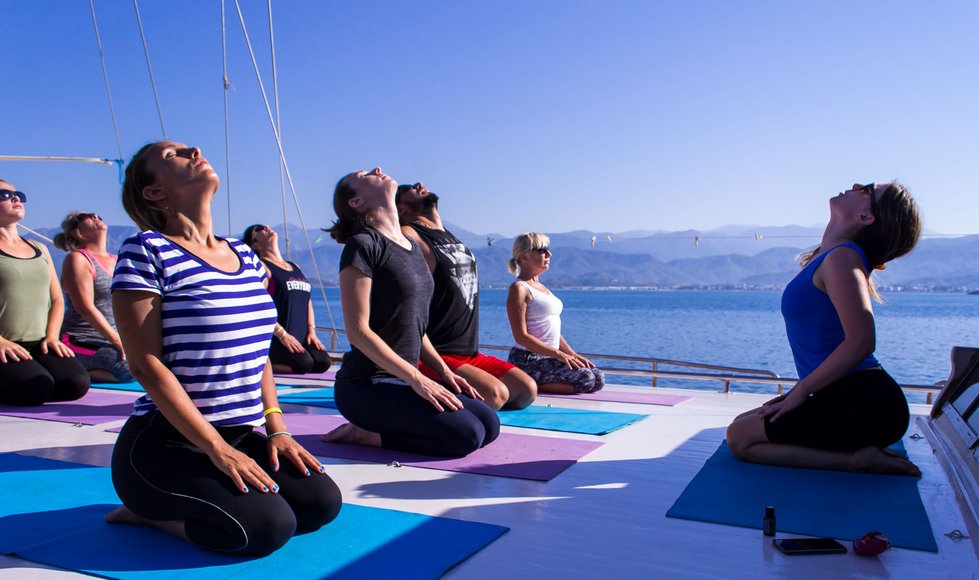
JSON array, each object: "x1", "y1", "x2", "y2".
[{"x1": 397, "y1": 183, "x2": 536, "y2": 410}]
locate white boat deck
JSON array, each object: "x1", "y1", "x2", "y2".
[{"x1": 1, "y1": 384, "x2": 976, "y2": 579}]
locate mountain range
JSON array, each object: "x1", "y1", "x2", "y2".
[{"x1": 27, "y1": 224, "x2": 979, "y2": 291}]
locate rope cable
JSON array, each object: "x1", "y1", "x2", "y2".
[
  {"x1": 15, "y1": 224, "x2": 54, "y2": 244},
  {"x1": 268, "y1": 0, "x2": 290, "y2": 261},
  {"x1": 232, "y1": 0, "x2": 338, "y2": 344},
  {"x1": 0, "y1": 156, "x2": 116, "y2": 165},
  {"x1": 132, "y1": 0, "x2": 167, "y2": 139},
  {"x1": 221, "y1": 0, "x2": 233, "y2": 237},
  {"x1": 89, "y1": 0, "x2": 124, "y2": 162}
]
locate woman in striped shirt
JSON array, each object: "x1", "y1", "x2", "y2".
[{"x1": 106, "y1": 141, "x2": 341, "y2": 557}]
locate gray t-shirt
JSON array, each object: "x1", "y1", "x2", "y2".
[{"x1": 335, "y1": 228, "x2": 434, "y2": 386}]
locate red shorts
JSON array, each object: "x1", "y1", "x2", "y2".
[{"x1": 419, "y1": 352, "x2": 516, "y2": 381}]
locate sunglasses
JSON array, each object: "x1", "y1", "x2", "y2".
[
  {"x1": 857, "y1": 183, "x2": 877, "y2": 215},
  {"x1": 71, "y1": 213, "x2": 101, "y2": 228},
  {"x1": 0, "y1": 189, "x2": 27, "y2": 203},
  {"x1": 254, "y1": 225, "x2": 270, "y2": 233},
  {"x1": 531, "y1": 246, "x2": 550, "y2": 254}
]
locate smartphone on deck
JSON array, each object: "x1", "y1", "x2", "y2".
[{"x1": 773, "y1": 538, "x2": 847, "y2": 555}]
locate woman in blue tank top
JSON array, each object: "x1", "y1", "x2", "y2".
[{"x1": 727, "y1": 182, "x2": 922, "y2": 475}]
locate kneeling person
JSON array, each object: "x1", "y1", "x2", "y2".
[{"x1": 397, "y1": 182, "x2": 536, "y2": 410}]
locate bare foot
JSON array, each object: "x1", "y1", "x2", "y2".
[
  {"x1": 854, "y1": 446, "x2": 921, "y2": 476},
  {"x1": 105, "y1": 505, "x2": 148, "y2": 526},
  {"x1": 321, "y1": 423, "x2": 381, "y2": 447}
]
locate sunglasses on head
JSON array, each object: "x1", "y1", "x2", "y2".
[
  {"x1": 71, "y1": 213, "x2": 101, "y2": 228},
  {"x1": 0, "y1": 189, "x2": 27, "y2": 203}
]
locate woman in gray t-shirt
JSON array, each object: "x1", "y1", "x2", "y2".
[{"x1": 322, "y1": 167, "x2": 499, "y2": 457}]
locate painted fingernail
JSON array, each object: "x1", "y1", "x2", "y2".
[
  {"x1": 272, "y1": 485, "x2": 279, "y2": 492},
  {"x1": 242, "y1": 486, "x2": 248, "y2": 492},
  {"x1": 305, "y1": 470, "x2": 310, "y2": 476},
  {"x1": 273, "y1": 465, "x2": 278, "y2": 472},
  {"x1": 319, "y1": 466, "x2": 326, "y2": 473},
  {"x1": 262, "y1": 486, "x2": 268, "y2": 491}
]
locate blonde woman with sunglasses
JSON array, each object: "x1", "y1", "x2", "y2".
[{"x1": 54, "y1": 211, "x2": 133, "y2": 383}]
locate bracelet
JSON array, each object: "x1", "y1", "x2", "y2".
[
  {"x1": 263, "y1": 407, "x2": 282, "y2": 417},
  {"x1": 267, "y1": 431, "x2": 291, "y2": 439}
]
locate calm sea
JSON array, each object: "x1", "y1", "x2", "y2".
[{"x1": 313, "y1": 289, "x2": 979, "y2": 404}]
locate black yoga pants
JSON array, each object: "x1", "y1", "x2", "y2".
[
  {"x1": 0, "y1": 340, "x2": 90, "y2": 406},
  {"x1": 111, "y1": 411, "x2": 343, "y2": 557},
  {"x1": 764, "y1": 368, "x2": 910, "y2": 452},
  {"x1": 269, "y1": 339, "x2": 332, "y2": 375},
  {"x1": 334, "y1": 380, "x2": 500, "y2": 457}
]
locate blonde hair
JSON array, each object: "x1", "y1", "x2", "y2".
[
  {"x1": 507, "y1": 232, "x2": 550, "y2": 275},
  {"x1": 53, "y1": 211, "x2": 87, "y2": 251},
  {"x1": 798, "y1": 180, "x2": 922, "y2": 302}
]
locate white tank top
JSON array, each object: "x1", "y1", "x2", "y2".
[{"x1": 513, "y1": 280, "x2": 562, "y2": 350}]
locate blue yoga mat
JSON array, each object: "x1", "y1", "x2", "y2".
[
  {"x1": 665, "y1": 441, "x2": 937, "y2": 552},
  {"x1": 0, "y1": 453, "x2": 508, "y2": 579},
  {"x1": 279, "y1": 389, "x2": 647, "y2": 435},
  {"x1": 92, "y1": 381, "x2": 144, "y2": 392},
  {"x1": 497, "y1": 406, "x2": 647, "y2": 435}
]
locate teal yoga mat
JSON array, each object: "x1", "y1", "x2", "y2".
[
  {"x1": 665, "y1": 441, "x2": 937, "y2": 552},
  {"x1": 91, "y1": 380, "x2": 144, "y2": 392},
  {"x1": 0, "y1": 454, "x2": 508, "y2": 579},
  {"x1": 279, "y1": 389, "x2": 648, "y2": 435}
]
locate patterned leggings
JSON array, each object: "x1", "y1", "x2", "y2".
[{"x1": 508, "y1": 348, "x2": 605, "y2": 394}]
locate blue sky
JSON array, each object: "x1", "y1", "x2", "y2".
[{"x1": 3, "y1": 1, "x2": 977, "y2": 239}]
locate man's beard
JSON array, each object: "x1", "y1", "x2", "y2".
[{"x1": 405, "y1": 192, "x2": 439, "y2": 215}]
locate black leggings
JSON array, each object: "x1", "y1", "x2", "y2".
[
  {"x1": 111, "y1": 411, "x2": 343, "y2": 557},
  {"x1": 269, "y1": 339, "x2": 332, "y2": 375},
  {"x1": 334, "y1": 380, "x2": 500, "y2": 457},
  {"x1": 764, "y1": 368, "x2": 910, "y2": 452},
  {"x1": 0, "y1": 340, "x2": 90, "y2": 406}
]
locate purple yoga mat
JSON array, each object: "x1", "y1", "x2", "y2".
[
  {"x1": 283, "y1": 413, "x2": 604, "y2": 481},
  {"x1": 537, "y1": 390, "x2": 694, "y2": 406},
  {"x1": 275, "y1": 370, "x2": 336, "y2": 382},
  {"x1": 0, "y1": 391, "x2": 138, "y2": 426}
]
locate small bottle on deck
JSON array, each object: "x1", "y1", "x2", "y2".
[{"x1": 763, "y1": 506, "x2": 776, "y2": 536}]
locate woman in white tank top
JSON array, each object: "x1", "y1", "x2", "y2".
[{"x1": 505, "y1": 232, "x2": 605, "y2": 394}]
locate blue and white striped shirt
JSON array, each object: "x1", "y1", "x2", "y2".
[{"x1": 111, "y1": 231, "x2": 277, "y2": 427}]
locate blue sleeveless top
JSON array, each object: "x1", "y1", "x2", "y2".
[{"x1": 780, "y1": 242, "x2": 879, "y2": 380}]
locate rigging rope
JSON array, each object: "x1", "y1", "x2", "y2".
[
  {"x1": 16, "y1": 224, "x2": 54, "y2": 244},
  {"x1": 132, "y1": 0, "x2": 167, "y2": 140},
  {"x1": 232, "y1": 0, "x2": 339, "y2": 345},
  {"x1": 221, "y1": 0, "x2": 233, "y2": 237},
  {"x1": 89, "y1": 0, "x2": 124, "y2": 163},
  {"x1": 268, "y1": 0, "x2": 291, "y2": 262}
]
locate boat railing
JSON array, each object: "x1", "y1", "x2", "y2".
[{"x1": 320, "y1": 327, "x2": 943, "y2": 403}]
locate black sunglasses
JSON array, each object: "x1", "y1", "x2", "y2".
[
  {"x1": 71, "y1": 213, "x2": 101, "y2": 228},
  {"x1": 532, "y1": 246, "x2": 550, "y2": 254},
  {"x1": 858, "y1": 183, "x2": 877, "y2": 214},
  {"x1": 0, "y1": 189, "x2": 27, "y2": 203}
]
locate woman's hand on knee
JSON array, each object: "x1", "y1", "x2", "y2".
[
  {"x1": 556, "y1": 352, "x2": 585, "y2": 370},
  {"x1": 758, "y1": 389, "x2": 806, "y2": 423},
  {"x1": 409, "y1": 374, "x2": 463, "y2": 412},
  {"x1": 208, "y1": 443, "x2": 278, "y2": 494},
  {"x1": 40, "y1": 337, "x2": 74, "y2": 358},
  {"x1": 267, "y1": 433, "x2": 326, "y2": 477},
  {"x1": 278, "y1": 332, "x2": 305, "y2": 354},
  {"x1": 0, "y1": 337, "x2": 31, "y2": 363},
  {"x1": 442, "y1": 372, "x2": 485, "y2": 402}
]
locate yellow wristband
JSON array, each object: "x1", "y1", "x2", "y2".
[{"x1": 263, "y1": 407, "x2": 282, "y2": 418}]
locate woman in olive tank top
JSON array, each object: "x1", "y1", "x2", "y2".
[{"x1": 0, "y1": 178, "x2": 89, "y2": 406}]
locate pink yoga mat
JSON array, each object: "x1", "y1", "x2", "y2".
[
  {"x1": 275, "y1": 370, "x2": 336, "y2": 382},
  {"x1": 283, "y1": 413, "x2": 603, "y2": 481},
  {"x1": 0, "y1": 391, "x2": 138, "y2": 426},
  {"x1": 537, "y1": 390, "x2": 694, "y2": 406}
]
